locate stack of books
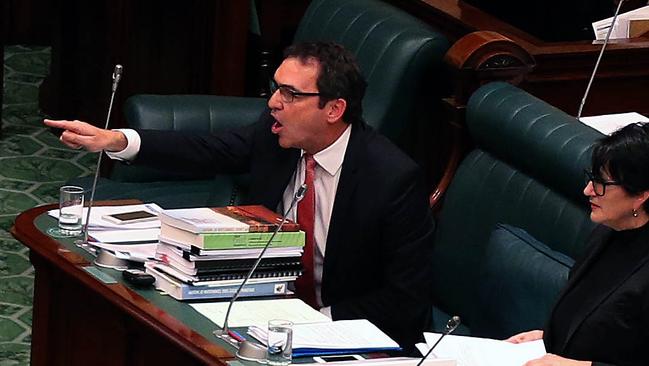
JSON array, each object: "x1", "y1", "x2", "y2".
[{"x1": 146, "y1": 205, "x2": 305, "y2": 301}]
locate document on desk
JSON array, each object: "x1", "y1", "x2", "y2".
[
  {"x1": 248, "y1": 319, "x2": 401, "y2": 356},
  {"x1": 580, "y1": 112, "x2": 649, "y2": 136},
  {"x1": 190, "y1": 298, "x2": 330, "y2": 328},
  {"x1": 302, "y1": 357, "x2": 456, "y2": 366},
  {"x1": 48, "y1": 203, "x2": 163, "y2": 230},
  {"x1": 89, "y1": 228, "x2": 160, "y2": 244},
  {"x1": 417, "y1": 333, "x2": 546, "y2": 366}
]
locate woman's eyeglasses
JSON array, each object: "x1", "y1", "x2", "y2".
[{"x1": 584, "y1": 169, "x2": 621, "y2": 196}]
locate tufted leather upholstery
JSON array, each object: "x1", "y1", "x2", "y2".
[
  {"x1": 430, "y1": 82, "x2": 604, "y2": 337},
  {"x1": 77, "y1": 0, "x2": 448, "y2": 208}
]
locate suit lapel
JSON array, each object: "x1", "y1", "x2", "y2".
[
  {"x1": 322, "y1": 124, "x2": 366, "y2": 278},
  {"x1": 558, "y1": 226, "x2": 649, "y2": 353}
]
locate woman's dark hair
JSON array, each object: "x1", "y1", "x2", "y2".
[
  {"x1": 591, "y1": 122, "x2": 649, "y2": 211},
  {"x1": 284, "y1": 42, "x2": 367, "y2": 125}
]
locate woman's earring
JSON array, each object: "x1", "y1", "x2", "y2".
[{"x1": 633, "y1": 209, "x2": 639, "y2": 218}]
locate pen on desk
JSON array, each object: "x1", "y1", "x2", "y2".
[{"x1": 228, "y1": 330, "x2": 246, "y2": 342}]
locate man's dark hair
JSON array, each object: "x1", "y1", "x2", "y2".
[
  {"x1": 284, "y1": 41, "x2": 367, "y2": 125},
  {"x1": 591, "y1": 122, "x2": 649, "y2": 211}
]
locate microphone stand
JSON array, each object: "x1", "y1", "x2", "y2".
[
  {"x1": 415, "y1": 316, "x2": 461, "y2": 366},
  {"x1": 76, "y1": 65, "x2": 123, "y2": 250},
  {"x1": 577, "y1": 0, "x2": 626, "y2": 119},
  {"x1": 213, "y1": 184, "x2": 307, "y2": 360}
]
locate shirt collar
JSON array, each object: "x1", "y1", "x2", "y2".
[{"x1": 303, "y1": 124, "x2": 352, "y2": 176}]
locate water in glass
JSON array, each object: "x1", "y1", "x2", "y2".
[{"x1": 267, "y1": 320, "x2": 293, "y2": 365}]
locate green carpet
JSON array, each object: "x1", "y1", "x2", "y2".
[{"x1": 1, "y1": 45, "x2": 97, "y2": 364}]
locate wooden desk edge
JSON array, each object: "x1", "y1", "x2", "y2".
[{"x1": 10, "y1": 202, "x2": 235, "y2": 365}]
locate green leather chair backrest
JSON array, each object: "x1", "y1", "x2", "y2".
[
  {"x1": 112, "y1": 95, "x2": 267, "y2": 183},
  {"x1": 294, "y1": 0, "x2": 449, "y2": 142},
  {"x1": 431, "y1": 82, "x2": 604, "y2": 337}
]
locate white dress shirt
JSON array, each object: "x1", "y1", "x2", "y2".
[
  {"x1": 105, "y1": 129, "x2": 141, "y2": 161},
  {"x1": 280, "y1": 125, "x2": 351, "y2": 316}
]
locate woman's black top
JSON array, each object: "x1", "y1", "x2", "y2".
[{"x1": 545, "y1": 223, "x2": 649, "y2": 366}]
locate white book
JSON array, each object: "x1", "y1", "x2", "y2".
[{"x1": 159, "y1": 207, "x2": 250, "y2": 233}]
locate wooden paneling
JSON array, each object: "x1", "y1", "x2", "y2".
[
  {"x1": 389, "y1": 0, "x2": 649, "y2": 117},
  {"x1": 38, "y1": 0, "x2": 251, "y2": 129}
]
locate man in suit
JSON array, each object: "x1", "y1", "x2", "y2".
[{"x1": 45, "y1": 42, "x2": 435, "y2": 350}]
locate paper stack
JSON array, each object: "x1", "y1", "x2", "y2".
[
  {"x1": 416, "y1": 333, "x2": 546, "y2": 366},
  {"x1": 592, "y1": 5, "x2": 649, "y2": 40}
]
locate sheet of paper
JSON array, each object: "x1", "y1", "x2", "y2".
[
  {"x1": 48, "y1": 203, "x2": 163, "y2": 230},
  {"x1": 417, "y1": 333, "x2": 545, "y2": 366},
  {"x1": 248, "y1": 319, "x2": 398, "y2": 349},
  {"x1": 191, "y1": 298, "x2": 331, "y2": 328},
  {"x1": 89, "y1": 228, "x2": 160, "y2": 244},
  {"x1": 301, "y1": 358, "x2": 456, "y2": 366},
  {"x1": 580, "y1": 112, "x2": 649, "y2": 135},
  {"x1": 89, "y1": 242, "x2": 158, "y2": 262}
]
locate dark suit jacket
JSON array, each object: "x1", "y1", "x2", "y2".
[
  {"x1": 544, "y1": 225, "x2": 649, "y2": 366},
  {"x1": 133, "y1": 110, "x2": 435, "y2": 350}
]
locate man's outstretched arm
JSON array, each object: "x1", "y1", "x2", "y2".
[{"x1": 44, "y1": 119, "x2": 127, "y2": 152}]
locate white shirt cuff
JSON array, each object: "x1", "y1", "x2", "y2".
[
  {"x1": 105, "y1": 129, "x2": 141, "y2": 161},
  {"x1": 319, "y1": 306, "x2": 332, "y2": 319}
]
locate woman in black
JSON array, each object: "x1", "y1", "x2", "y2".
[{"x1": 507, "y1": 123, "x2": 649, "y2": 366}]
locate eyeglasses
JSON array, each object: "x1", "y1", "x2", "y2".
[
  {"x1": 269, "y1": 79, "x2": 321, "y2": 103},
  {"x1": 584, "y1": 169, "x2": 621, "y2": 196}
]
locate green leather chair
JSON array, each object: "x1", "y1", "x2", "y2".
[
  {"x1": 430, "y1": 82, "x2": 604, "y2": 338},
  {"x1": 79, "y1": 0, "x2": 449, "y2": 208}
]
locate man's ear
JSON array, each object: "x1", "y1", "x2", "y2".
[{"x1": 325, "y1": 98, "x2": 347, "y2": 123}]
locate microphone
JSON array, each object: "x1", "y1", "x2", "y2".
[
  {"x1": 78, "y1": 64, "x2": 124, "y2": 248},
  {"x1": 214, "y1": 184, "x2": 308, "y2": 360},
  {"x1": 415, "y1": 316, "x2": 461, "y2": 366},
  {"x1": 577, "y1": 0, "x2": 626, "y2": 119},
  {"x1": 112, "y1": 65, "x2": 123, "y2": 93}
]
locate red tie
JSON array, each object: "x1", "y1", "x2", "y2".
[{"x1": 295, "y1": 154, "x2": 318, "y2": 308}]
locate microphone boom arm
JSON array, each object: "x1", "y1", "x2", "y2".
[
  {"x1": 577, "y1": 0, "x2": 626, "y2": 119},
  {"x1": 215, "y1": 184, "x2": 307, "y2": 341},
  {"x1": 81, "y1": 64, "x2": 123, "y2": 244}
]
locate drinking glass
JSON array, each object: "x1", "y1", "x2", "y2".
[
  {"x1": 266, "y1": 319, "x2": 293, "y2": 365},
  {"x1": 47, "y1": 186, "x2": 84, "y2": 237}
]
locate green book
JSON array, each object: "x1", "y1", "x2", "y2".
[{"x1": 160, "y1": 223, "x2": 305, "y2": 249}]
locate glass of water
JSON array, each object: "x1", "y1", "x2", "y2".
[
  {"x1": 267, "y1": 319, "x2": 293, "y2": 365},
  {"x1": 47, "y1": 185, "x2": 85, "y2": 237}
]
